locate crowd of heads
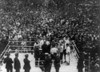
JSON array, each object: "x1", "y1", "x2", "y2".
[{"x1": 0, "y1": 0, "x2": 100, "y2": 72}]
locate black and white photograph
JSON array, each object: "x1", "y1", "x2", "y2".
[{"x1": 0, "y1": 0, "x2": 100, "y2": 72}]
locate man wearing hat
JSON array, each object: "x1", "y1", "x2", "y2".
[
  {"x1": 4, "y1": 53, "x2": 13, "y2": 72},
  {"x1": 23, "y1": 54, "x2": 31, "y2": 72},
  {"x1": 14, "y1": 53, "x2": 21, "y2": 72}
]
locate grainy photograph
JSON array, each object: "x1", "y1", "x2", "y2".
[{"x1": 0, "y1": 0, "x2": 100, "y2": 72}]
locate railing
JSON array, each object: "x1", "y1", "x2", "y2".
[
  {"x1": 0, "y1": 40, "x2": 34, "y2": 62},
  {"x1": 8, "y1": 40, "x2": 34, "y2": 53},
  {"x1": 9, "y1": 40, "x2": 35, "y2": 42},
  {"x1": 0, "y1": 41, "x2": 10, "y2": 61},
  {"x1": 9, "y1": 49, "x2": 34, "y2": 53},
  {"x1": 9, "y1": 46, "x2": 34, "y2": 47}
]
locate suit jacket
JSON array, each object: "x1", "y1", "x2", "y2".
[
  {"x1": 4, "y1": 57, "x2": 13, "y2": 69},
  {"x1": 23, "y1": 58, "x2": 31, "y2": 70},
  {"x1": 54, "y1": 56, "x2": 60, "y2": 67},
  {"x1": 42, "y1": 44, "x2": 48, "y2": 53},
  {"x1": 14, "y1": 57, "x2": 21, "y2": 69}
]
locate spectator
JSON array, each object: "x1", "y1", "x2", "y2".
[
  {"x1": 23, "y1": 54, "x2": 31, "y2": 72},
  {"x1": 44, "y1": 53, "x2": 52, "y2": 72},
  {"x1": 39, "y1": 50, "x2": 45, "y2": 72},
  {"x1": 58, "y1": 43, "x2": 64, "y2": 63},
  {"x1": 4, "y1": 53, "x2": 13, "y2": 72},
  {"x1": 66, "y1": 44, "x2": 71, "y2": 65},
  {"x1": 77, "y1": 52, "x2": 84, "y2": 72},
  {"x1": 54, "y1": 53, "x2": 61, "y2": 72},
  {"x1": 50, "y1": 44, "x2": 59, "y2": 60},
  {"x1": 34, "y1": 42, "x2": 40, "y2": 67},
  {"x1": 42, "y1": 41, "x2": 48, "y2": 54},
  {"x1": 14, "y1": 53, "x2": 21, "y2": 72}
]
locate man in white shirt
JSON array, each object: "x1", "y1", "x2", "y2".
[
  {"x1": 39, "y1": 39, "x2": 45, "y2": 49},
  {"x1": 58, "y1": 43, "x2": 64, "y2": 63},
  {"x1": 50, "y1": 44, "x2": 59, "y2": 60},
  {"x1": 66, "y1": 44, "x2": 71, "y2": 65},
  {"x1": 63, "y1": 37, "x2": 71, "y2": 65},
  {"x1": 50, "y1": 47, "x2": 58, "y2": 55}
]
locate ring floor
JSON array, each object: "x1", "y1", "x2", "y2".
[{"x1": 0, "y1": 52, "x2": 78, "y2": 72}]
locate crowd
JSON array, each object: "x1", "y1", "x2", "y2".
[
  {"x1": 2, "y1": 30, "x2": 100, "y2": 72},
  {"x1": 3, "y1": 35, "x2": 73, "y2": 72},
  {"x1": 3, "y1": 33, "x2": 100, "y2": 72},
  {"x1": 0, "y1": 0, "x2": 100, "y2": 72}
]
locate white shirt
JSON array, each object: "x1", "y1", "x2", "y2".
[
  {"x1": 34, "y1": 43, "x2": 39, "y2": 47},
  {"x1": 64, "y1": 39, "x2": 70, "y2": 50},
  {"x1": 21, "y1": 41, "x2": 26, "y2": 46},
  {"x1": 50, "y1": 47, "x2": 58, "y2": 54},
  {"x1": 65, "y1": 39, "x2": 70, "y2": 44},
  {"x1": 60, "y1": 45, "x2": 64, "y2": 53},
  {"x1": 39, "y1": 40, "x2": 45, "y2": 46},
  {"x1": 46, "y1": 41, "x2": 50, "y2": 45},
  {"x1": 66, "y1": 46, "x2": 71, "y2": 53}
]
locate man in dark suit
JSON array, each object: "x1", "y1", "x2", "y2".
[
  {"x1": 42, "y1": 41, "x2": 51, "y2": 54},
  {"x1": 34, "y1": 43, "x2": 40, "y2": 67},
  {"x1": 42, "y1": 41, "x2": 47, "y2": 54},
  {"x1": 4, "y1": 53, "x2": 13, "y2": 72},
  {"x1": 45, "y1": 41, "x2": 51, "y2": 54},
  {"x1": 77, "y1": 52, "x2": 84, "y2": 72},
  {"x1": 23, "y1": 54, "x2": 31, "y2": 72},
  {"x1": 39, "y1": 49, "x2": 45, "y2": 72},
  {"x1": 44, "y1": 53, "x2": 52, "y2": 72},
  {"x1": 14, "y1": 53, "x2": 21, "y2": 72},
  {"x1": 54, "y1": 53, "x2": 61, "y2": 72}
]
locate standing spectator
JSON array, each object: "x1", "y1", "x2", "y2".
[
  {"x1": 63, "y1": 45, "x2": 67, "y2": 63},
  {"x1": 44, "y1": 53, "x2": 52, "y2": 72},
  {"x1": 45, "y1": 41, "x2": 51, "y2": 54},
  {"x1": 34, "y1": 42, "x2": 40, "y2": 67},
  {"x1": 14, "y1": 53, "x2": 21, "y2": 72},
  {"x1": 4, "y1": 53, "x2": 13, "y2": 72},
  {"x1": 23, "y1": 54, "x2": 31, "y2": 72},
  {"x1": 77, "y1": 52, "x2": 84, "y2": 72},
  {"x1": 54, "y1": 53, "x2": 61, "y2": 72},
  {"x1": 94, "y1": 55, "x2": 100, "y2": 72},
  {"x1": 39, "y1": 38, "x2": 45, "y2": 49},
  {"x1": 66, "y1": 44, "x2": 71, "y2": 65},
  {"x1": 63, "y1": 37, "x2": 70, "y2": 63},
  {"x1": 42, "y1": 41, "x2": 48, "y2": 54},
  {"x1": 50, "y1": 45, "x2": 59, "y2": 60},
  {"x1": 58, "y1": 43, "x2": 64, "y2": 63},
  {"x1": 39, "y1": 50, "x2": 45, "y2": 72}
]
